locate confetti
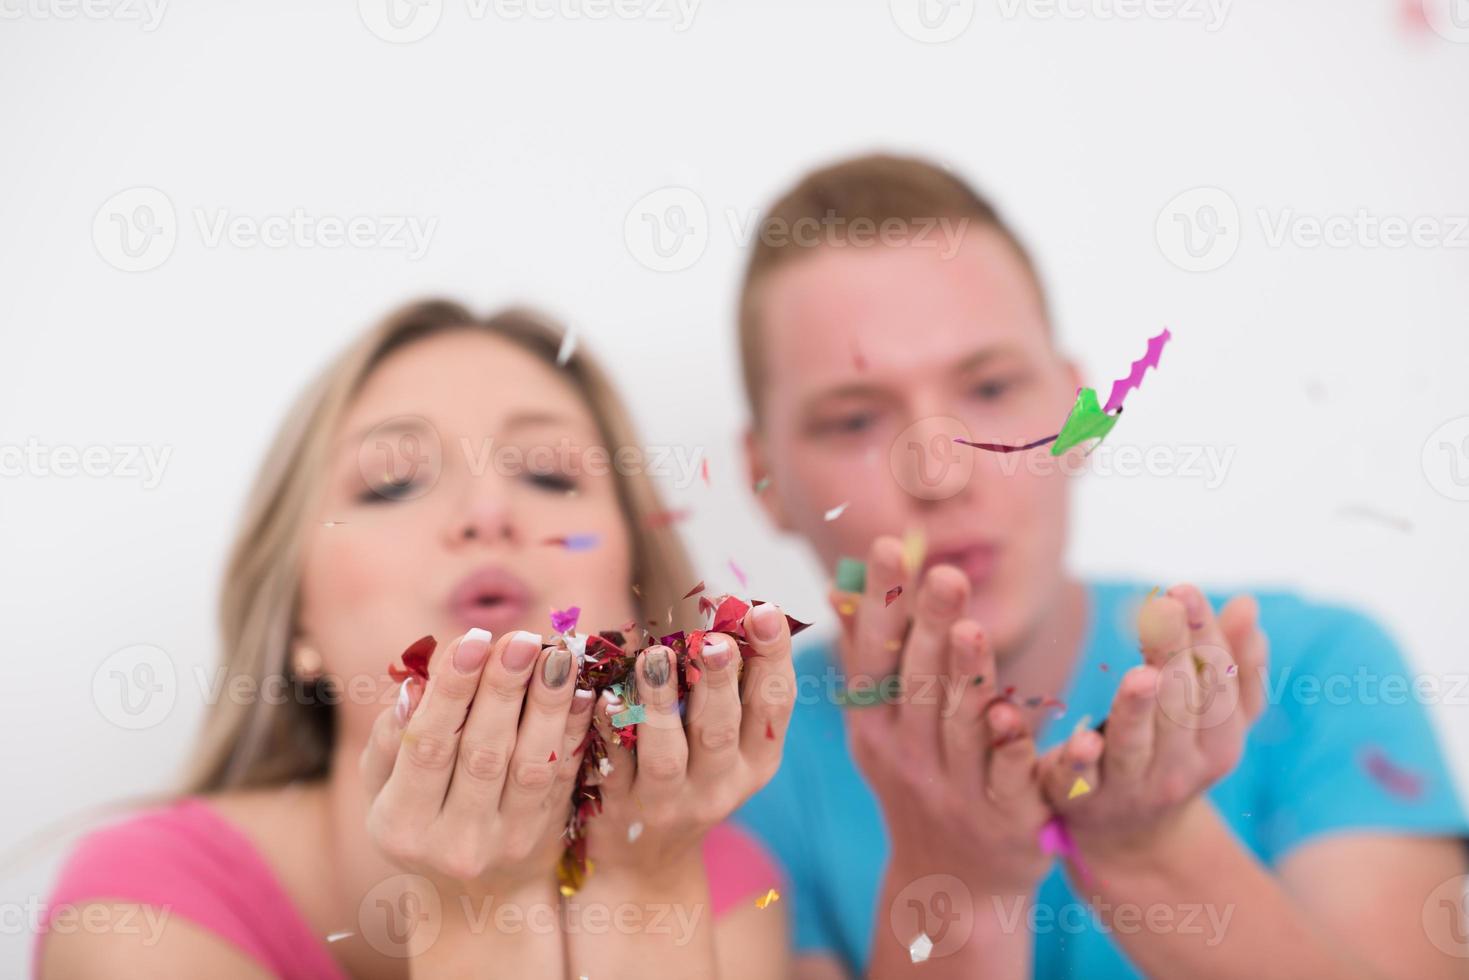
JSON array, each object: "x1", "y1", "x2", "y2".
[
  {"x1": 755, "y1": 888, "x2": 781, "y2": 910},
  {"x1": 824, "y1": 501, "x2": 850, "y2": 522},
  {"x1": 954, "y1": 432, "x2": 1059, "y2": 454},
  {"x1": 1103, "y1": 328, "x2": 1171, "y2": 413},
  {"x1": 1050, "y1": 387, "x2": 1120, "y2": 456},
  {"x1": 681, "y1": 580, "x2": 706, "y2": 600},
  {"x1": 542, "y1": 533, "x2": 601, "y2": 551},
  {"x1": 1361, "y1": 747, "x2": 1425, "y2": 800},
  {"x1": 644, "y1": 508, "x2": 692, "y2": 529},
  {"x1": 885, "y1": 585, "x2": 903, "y2": 606},
  {"x1": 700, "y1": 458, "x2": 710, "y2": 486},
  {"x1": 837, "y1": 600, "x2": 857, "y2": 616},
  {"x1": 627, "y1": 821, "x2": 643, "y2": 842},
  {"x1": 1226, "y1": 663, "x2": 1237, "y2": 676},
  {"x1": 909, "y1": 933, "x2": 934, "y2": 964},
  {"x1": 556, "y1": 330, "x2": 577, "y2": 367},
  {"x1": 753, "y1": 476, "x2": 770, "y2": 494},
  {"x1": 764, "y1": 720, "x2": 775, "y2": 740},
  {"x1": 901, "y1": 527, "x2": 927, "y2": 573},
  {"x1": 1068, "y1": 777, "x2": 1092, "y2": 799},
  {"x1": 549, "y1": 750, "x2": 558, "y2": 762},
  {"x1": 835, "y1": 557, "x2": 867, "y2": 593},
  {"x1": 1039, "y1": 815, "x2": 1094, "y2": 884},
  {"x1": 321, "y1": 520, "x2": 348, "y2": 527},
  {"x1": 729, "y1": 559, "x2": 748, "y2": 588},
  {"x1": 851, "y1": 339, "x2": 867, "y2": 371},
  {"x1": 612, "y1": 704, "x2": 647, "y2": 728},
  {"x1": 325, "y1": 931, "x2": 354, "y2": 943},
  {"x1": 551, "y1": 606, "x2": 581, "y2": 635},
  {"x1": 1145, "y1": 585, "x2": 1161, "y2": 600}
]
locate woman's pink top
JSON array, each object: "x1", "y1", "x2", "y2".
[{"x1": 33, "y1": 797, "x2": 782, "y2": 979}]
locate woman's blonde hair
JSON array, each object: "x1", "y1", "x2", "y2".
[{"x1": 178, "y1": 298, "x2": 698, "y2": 795}]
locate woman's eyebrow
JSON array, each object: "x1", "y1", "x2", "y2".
[{"x1": 334, "y1": 416, "x2": 432, "y2": 457}]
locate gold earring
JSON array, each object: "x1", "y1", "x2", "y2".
[{"x1": 290, "y1": 641, "x2": 324, "y2": 683}]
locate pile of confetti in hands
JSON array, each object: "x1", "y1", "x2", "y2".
[{"x1": 385, "y1": 586, "x2": 810, "y2": 895}]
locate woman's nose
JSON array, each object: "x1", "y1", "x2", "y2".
[{"x1": 446, "y1": 486, "x2": 517, "y2": 546}]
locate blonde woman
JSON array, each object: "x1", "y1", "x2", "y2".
[{"x1": 34, "y1": 300, "x2": 794, "y2": 979}]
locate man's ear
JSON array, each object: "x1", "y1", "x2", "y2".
[{"x1": 743, "y1": 426, "x2": 792, "y2": 532}]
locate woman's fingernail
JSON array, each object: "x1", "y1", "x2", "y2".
[
  {"x1": 703, "y1": 637, "x2": 733, "y2": 670},
  {"x1": 644, "y1": 647, "x2": 671, "y2": 687},
  {"x1": 572, "y1": 688, "x2": 595, "y2": 714},
  {"x1": 454, "y1": 628, "x2": 493, "y2": 674},
  {"x1": 543, "y1": 648, "x2": 571, "y2": 688},
  {"x1": 504, "y1": 631, "x2": 543, "y2": 671},
  {"x1": 395, "y1": 678, "x2": 419, "y2": 726},
  {"x1": 752, "y1": 603, "x2": 782, "y2": 642}
]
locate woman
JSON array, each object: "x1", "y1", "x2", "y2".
[{"x1": 35, "y1": 299, "x2": 794, "y2": 978}]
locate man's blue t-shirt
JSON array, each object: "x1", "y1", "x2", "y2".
[{"x1": 734, "y1": 581, "x2": 1468, "y2": 978}]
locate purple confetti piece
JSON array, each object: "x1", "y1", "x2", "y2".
[{"x1": 550, "y1": 605, "x2": 581, "y2": 635}]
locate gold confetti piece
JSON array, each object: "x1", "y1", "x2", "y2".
[
  {"x1": 1145, "y1": 585, "x2": 1161, "y2": 600},
  {"x1": 1068, "y1": 776, "x2": 1092, "y2": 799},
  {"x1": 838, "y1": 601, "x2": 857, "y2": 616},
  {"x1": 901, "y1": 527, "x2": 926, "y2": 574},
  {"x1": 1191, "y1": 652, "x2": 1207, "y2": 677},
  {"x1": 885, "y1": 639, "x2": 902, "y2": 652},
  {"x1": 755, "y1": 888, "x2": 780, "y2": 910}
]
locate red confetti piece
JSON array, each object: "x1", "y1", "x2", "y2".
[
  {"x1": 884, "y1": 585, "x2": 903, "y2": 606},
  {"x1": 644, "y1": 508, "x2": 691, "y2": 530},
  {"x1": 681, "y1": 580, "x2": 706, "y2": 601},
  {"x1": 700, "y1": 458, "x2": 710, "y2": 486},
  {"x1": 955, "y1": 433, "x2": 1059, "y2": 454},
  {"x1": 765, "y1": 720, "x2": 775, "y2": 740},
  {"x1": 549, "y1": 751, "x2": 558, "y2": 762},
  {"x1": 387, "y1": 635, "x2": 435, "y2": 682}
]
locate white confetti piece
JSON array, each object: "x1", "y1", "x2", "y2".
[
  {"x1": 325, "y1": 930, "x2": 354, "y2": 943},
  {"x1": 823, "y1": 501, "x2": 850, "y2": 522},
  {"x1": 627, "y1": 821, "x2": 644, "y2": 842},
  {"x1": 909, "y1": 933, "x2": 933, "y2": 964},
  {"x1": 598, "y1": 757, "x2": 614, "y2": 777},
  {"x1": 557, "y1": 331, "x2": 577, "y2": 367}
]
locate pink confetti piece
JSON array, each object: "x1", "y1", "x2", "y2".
[
  {"x1": 1103, "y1": 328, "x2": 1171, "y2": 414},
  {"x1": 1361, "y1": 747, "x2": 1425, "y2": 800},
  {"x1": 729, "y1": 559, "x2": 748, "y2": 588},
  {"x1": 551, "y1": 606, "x2": 581, "y2": 635},
  {"x1": 700, "y1": 458, "x2": 710, "y2": 486},
  {"x1": 1039, "y1": 816, "x2": 1094, "y2": 885}
]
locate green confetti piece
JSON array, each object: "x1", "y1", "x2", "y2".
[
  {"x1": 753, "y1": 476, "x2": 770, "y2": 493},
  {"x1": 611, "y1": 704, "x2": 646, "y2": 728},
  {"x1": 836, "y1": 673, "x2": 900, "y2": 708},
  {"x1": 1050, "y1": 387, "x2": 1120, "y2": 456},
  {"x1": 835, "y1": 557, "x2": 867, "y2": 593}
]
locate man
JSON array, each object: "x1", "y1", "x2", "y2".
[{"x1": 732, "y1": 153, "x2": 1468, "y2": 978}]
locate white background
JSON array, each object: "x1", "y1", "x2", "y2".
[{"x1": 3, "y1": 1, "x2": 1468, "y2": 972}]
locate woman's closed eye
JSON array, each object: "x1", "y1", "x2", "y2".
[
  {"x1": 524, "y1": 469, "x2": 578, "y2": 494},
  {"x1": 357, "y1": 476, "x2": 425, "y2": 503}
]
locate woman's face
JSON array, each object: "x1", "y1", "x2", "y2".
[{"x1": 296, "y1": 328, "x2": 637, "y2": 742}]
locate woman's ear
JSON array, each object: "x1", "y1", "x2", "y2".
[{"x1": 743, "y1": 427, "x2": 792, "y2": 532}]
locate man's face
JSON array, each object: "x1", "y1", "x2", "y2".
[{"x1": 746, "y1": 225, "x2": 1080, "y2": 654}]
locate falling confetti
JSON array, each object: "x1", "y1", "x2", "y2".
[
  {"x1": 551, "y1": 606, "x2": 581, "y2": 635},
  {"x1": 644, "y1": 508, "x2": 692, "y2": 529},
  {"x1": 700, "y1": 458, "x2": 710, "y2": 486},
  {"x1": 627, "y1": 821, "x2": 644, "y2": 842},
  {"x1": 325, "y1": 931, "x2": 354, "y2": 943},
  {"x1": 824, "y1": 501, "x2": 850, "y2": 522},
  {"x1": 1362, "y1": 747, "x2": 1425, "y2": 800},
  {"x1": 321, "y1": 520, "x2": 348, "y2": 527},
  {"x1": 755, "y1": 888, "x2": 781, "y2": 910},
  {"x1": 1068, "y1": 777, "x2": 1092, "y2": 800},
  {"x1": 549, "y1": 750, "x2": 558, "y2": 762},
  {"x1": 764, "y1": 720, "x2": 775, "y2": 740},
  {"x1": 1145, "y1": 585, "x2": 1161, "y2": 600},
  {"x1": 729, "y1": 559, "x2": 748, "y2": 588},
  {"x1": 681, "y1": 580, "x2": 706, "y2": 601},
  {"x1": 902, "y1": 527, "x2": 927, "y2": 573},
  {"x1": 1050, "y1": 388, "x2": 1120, "y2": 456},
  {"x1": 753, "y1": 476, "x2": 770, "y2": 494},
  {"x1": 909, "y1": 933, "x2": 934, "y2": 964},
  {"x1": 835, "y1": 557, "x2": 867, "y2": 593},
  {"x1": 1103, "y1": 328, "x2": 1171, "y2": 414},
  {"x1": 885, "y1": 585, "x2": 903, "y2": 606},
  {"x1": 542, "y1": 533, "x2": 601, "y2": 551},
  {"x1": 556, "y1": 330, "x2": 577, "y2": 367}
]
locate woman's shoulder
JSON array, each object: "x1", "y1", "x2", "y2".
[
  {"x1": 35, "y1": 790, "x2": 345, "y2": 980},
  {"x1": 701, "y1": 820, "x2": 784, "y2": 917}
]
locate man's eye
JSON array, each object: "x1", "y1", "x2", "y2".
[
  {"x1": 817, "y1": 413, "x2": 877, "y2": 435},
  {"x1": 526, "y1": 471, "x2": 577, "y2": 493},
  {"x1": 358, "y1": 478, "x2": 420, "y2": 503},
  {"x1": 970, "y1": 377, "x2": 1018, "y2": 401}
]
